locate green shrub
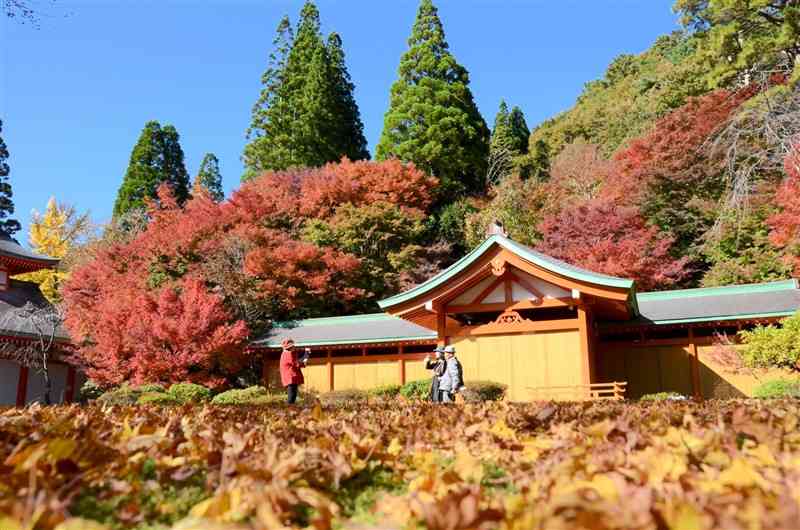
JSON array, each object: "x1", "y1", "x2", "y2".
[
  {"x1": 210, "y1": 386, "x2": 278, "y2": 405},
  {"x1": 368, "y1": 384, "x2": 402, "y2": 398},
  {"x1": 168, "y1": 383, "x2": 212, "y2": 404},
  {"x1": 399, "y1": 379, "x2": 431, "y2": 400},
  {"x1": 739, "y1": 312, "x2": 800, "y2": 370},
  {"x1": 753, "y1": 379, "x2": 800, "y2": 398},
  {"x1": 640, "y1": 392, "x2": 686, "y2": 401},
  {"x1": 97, "y1": 385, "x2": 141, "y2": 406},
  {"x1": 462, "y1": 381, "x2": 506, "y2": 402},
  {"x1": 321, "y1": 389, "x2": 370, "y2": 405},
  {"x1": 138, "y1": 392, "x2": 182, "y2": 405},
  {"x1": 78, "y1": 380, "x2": 104, "y2": 402},
  {"x1": 136, "y1": 383, "x2": 166, "y2": 393}
]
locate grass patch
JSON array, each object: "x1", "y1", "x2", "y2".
[{"x1": 333, "y1": 465, "x2": 407, "y2": 523}]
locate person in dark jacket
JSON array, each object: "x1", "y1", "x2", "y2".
[
  {"x1": 424, "y1": 347, "x2": 446, "y2": 402},
  {"x1": 438, "y1": 345, "x2": 464, "y2": 403},
  {"x1": 279, "y1": 339, "x2": 307, "y2": 404}
]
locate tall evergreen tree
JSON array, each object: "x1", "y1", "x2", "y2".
[
  {"x1": 491, "y1": 100, "x2": 514, "y2": 151},
  {"x1": 376, "y1": 0, "x2": 489, "y2": 197},
  {"x1": 242, "y1": 2, "x2": 368, "y2": 179},
  {"x1": 113, "y1": 120, "x2": 190, "y2": 218},
  {"x1": 326, "y1": 32, "x2": 370, "y2": 162},
  {"x1": 509, "y1": 106, "x2": 530, "y2": 155},
  {"x1": 193, "y1": 153, "x2": 224, "y2": 202},
  {"x1": 0, "y1": 120, "x2": 21, "y2": 235},
  {"x1": 243, "y1": 15, "x2": 294, "y2": 179}
]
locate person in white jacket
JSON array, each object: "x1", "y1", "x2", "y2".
[{"x1": 438, "y1": 345, "x2": 464, "y2": 403}]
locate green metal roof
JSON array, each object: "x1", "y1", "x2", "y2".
[
  {"x1": 252, "y1": 313, "x2": 436, "y2": 348},
  {"x1": 632, "y1": 279, "x2": 800, "y2": 325},
  {"x1": 378, "y1": 234, "x2": 634, "y2": 309}
]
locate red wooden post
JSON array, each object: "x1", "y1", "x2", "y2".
[
  {"x1": 327, "y1": 349, "x2": 334, "y2": 392},
  {"x1": 16, "y1": 365, "x2": 29, "y2": 407},
  {"x1": 397, "y1": 345, "x2": 406, "y2": 385},
  {"x1": 64, "y1": 366, "x2": 76, "y2": 403}
]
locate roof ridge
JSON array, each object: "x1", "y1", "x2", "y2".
[
  {"x1": 637, "y1": 279, "x2": 799, "y2": 301},
  {"x1": 273, "y1": 312, "x2": 394, "y2": 327}
]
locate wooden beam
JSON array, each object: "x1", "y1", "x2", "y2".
[
  {"x1": 446, "y1": 297, "x2": 572, "y2": 314},
  {"x1": 507, "y1": 270, "x2": 545, "y2": 299},
  {"x1": 449, "y1": 317, "x2": 580, "y2": 337},
  {"x1": 688, "y1": 328, "x2": 702, "y2": 400},
  {"x1": 470, "y1": 276, "x2": 504, "y2": 305},
  {"x1": 16, "y1": 365, "x2": 28, "y2": 407},
  {"x1": 577, "y1": 305, "x2": 591, "y2": 385},
  {"x1": 504, "y1": 277, "x2": 513, "y2": 304}
]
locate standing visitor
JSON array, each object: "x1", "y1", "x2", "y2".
[
  {"x1": 438, "y1": 345, "x2": 464, "y2": 403},
  {"x1": 423, "y1": 347, "x2": 446, "y2": 402},
  {"x1": 279, "y1": 339, "x2": 307, "y2": 404}
]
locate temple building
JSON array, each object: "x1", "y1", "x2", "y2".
[
  {"x1": 0, "y1": 232, "x2": 76, "y2": 406},
  {"x1": 257, "y1": 234, "x2": 800, "y2": 400}
]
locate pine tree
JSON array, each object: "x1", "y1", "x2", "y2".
[
  {"x1": 242, "y1": 2, "x2": 368, "y2": 179},
  {"x1": 326, "y1": 32, "x2": 370, "y2": 162},
  {"x1": 509, "y1": 106, "x2": 530, "y2": 155},
  {"x1": 193, "y1": 153, "x2": 224, "y2": 202},
  {"x1": 0, "y1": 120, "x2": 21, "y2": 235},
  {"x1": 376, "y1": 0, "x2": 489, "y2": 197},
  {"x1": 113, "y1": 121, "x2": 191, "y2": 218},
  {"x1": 491, "y1": 100, "x2": 514, "y2": 151},
  {"x1": 16, "y1": 198, "x2": 90, "y2": 302},
  {"x1": 243, "y1": 15, "x2": 294, "y2": 179}
]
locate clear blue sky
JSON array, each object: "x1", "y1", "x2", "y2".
[{"x1": 1, "y1": 0, "x2": 680, "y2": 240}]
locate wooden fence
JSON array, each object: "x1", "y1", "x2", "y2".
[{"x1": 527, "y1": 381, "x2": 627, "y2": 401}]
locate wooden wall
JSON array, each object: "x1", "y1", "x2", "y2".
[
  {"x1": 451, "y1": 330, "x2": 582, "y2": 401},
  {"x1": 595, "y1": 343, "x2": 693, "y2": 399}
]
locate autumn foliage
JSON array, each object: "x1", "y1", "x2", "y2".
[
  {"x1": 769, "y1": 146, "x2": 800, "y2": 276},
  {"x1": 536, "y1": 198, "x2": 689, "y2": 290},
  {"x1": 63, "y1": 158, "x2": 435, "y2": 387}
]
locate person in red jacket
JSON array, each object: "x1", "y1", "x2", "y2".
[{"x1": 279, "y1": 339, "x2": 307, "y2": 404}]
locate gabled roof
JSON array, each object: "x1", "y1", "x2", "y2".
[
  {"x1": 252, "y1": 313, "x2": 436, "y2": 348},
  {"x1": 0, "y1": 280, "x2": 69, "y2": 340},
  {"x1": 378, "y1": 234, "x2": 634, "y2": 310},
  {"x1": 633, "y1": 279, "x2": 800, "y2": 325}
]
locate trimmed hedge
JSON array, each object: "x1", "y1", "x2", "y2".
[
  {"x1": 753, "y1": 379, "x2": 800, "y2": 398},
  {"x1": 97, "y1": 385, "x2": 141, "y2": 406},
  {"x1": 399, "y1": 379, "x2": 430, "y2": 400},
  {"x1": 168, "y1": 383, "x2": 212, "y2": 403},
  {"x1": 136, "y1": 383, "x2": 166, "y2": 393},
  {"x1": 321, "y1": 389, "x2": 370, "y2": 405},
  {"x1": 368, "y1": 384, "x2": 402, "y2": 398},
  {"x1": 210, "y1": 386, "x2": 280, "y2": 405},
  {"x1": 138, "y1": 392, "x2": 181, "y2": 405},
  {"x1": 640, "y1": 392, "x2": 687, "y2": 401},
  {"x1": 461, "y1": 381, "x2": 506, "y2": 402}
]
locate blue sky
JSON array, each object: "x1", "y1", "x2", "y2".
[{"x1": 1, "y1": 0, "x2": 680, "y2": 240}]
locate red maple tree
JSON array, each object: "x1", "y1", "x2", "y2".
[
  {"x1": 769, "y1": 146, "x2": 800, "y2": 275},
  {"x1": 536, "y1": 198, "x2": 689, "y2": 290}
]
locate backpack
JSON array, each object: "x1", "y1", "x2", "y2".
[{"x1": 454, "y1": 358, "x2": 464, "y2": 389}]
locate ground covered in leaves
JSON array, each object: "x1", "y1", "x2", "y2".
[{"x1": 2, "y1": 399, "x2": 800, "y2": 530}]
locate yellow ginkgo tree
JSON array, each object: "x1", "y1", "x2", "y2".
[{"x1": 17, "y1": 197, "x2": 91, "y2": 302}]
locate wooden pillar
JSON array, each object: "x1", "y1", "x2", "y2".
[
  {"x1": 577, "y1": 305, "x2": 592, "y2": 386},
  {"x1": 688, "y1": 328, "x2": 702, "y2": 399},
  {"x1": 436, "y1": 306, "x2": 446, "y2": 347},
  {"x1": 397, "y1": 345, "x2": 406, "y2": 385},
  {"x1": 16, "y1": 365, "x2": 28, "y2": 407},
  {"x1": 327, "y1": 349, "x2": 334, "y2": 392},
  {"x1": 64, "y1": 366, "x2": 76, "y2": 403},
  {"x1": 261, "y1": 351, "x2": 270, "y2": 387}
]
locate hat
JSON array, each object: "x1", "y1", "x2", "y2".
[
  {"x1": 444, "y1": 346, "x2": 456, "y2": 354},
  {"x1": 434, "y1": 346, "x2": 444, "y2": 353}
]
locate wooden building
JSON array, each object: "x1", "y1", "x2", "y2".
[
  {"x1": 256, "y1": 234, "x2": 800, "y2": 400},
  {"x1": 0, "y1": 232, "x2": 77, "y2": 406}
]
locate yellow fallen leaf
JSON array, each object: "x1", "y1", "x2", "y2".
[
  {"x1": 387, "y1": 437, "x2": 402, "y2": 457},
  {"x1": 717, "y1": 458, "x2": 769, "y2": 490},
  {"x1": 53, "y1": 518, "x2": 111, "y2": 530},
  {"x1": 0, "y1": 517, "x2": 22, "y2": 530},
  {"x1": 489, "y1": 419, "x2": 515, "y2": 440},
  {"x1": 311, "y1": 400, "x2": 323, "y2": 421},
  {"x1": 660, "y1": 501, "x2": 704, "y2": 530},
  {"x1": 745, "y1": 444, "x2": 777, "y2": 467},
  {"x1": 453, "y1": 450, "x2": 483, "y2": 483},
  {"x1": 48, "y1": 438, "x2": 77, "y2": 460}
]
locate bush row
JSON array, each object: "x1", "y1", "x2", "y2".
[{"x1": 91, "y1": 379, "x2": 508, "y2": 406}]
